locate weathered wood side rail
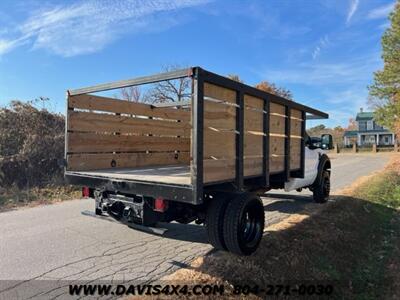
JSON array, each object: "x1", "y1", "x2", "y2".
[{"x1": 66, "y1": 94, "x2": 191, "y2": 171}]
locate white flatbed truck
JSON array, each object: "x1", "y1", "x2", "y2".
[{"x1": 65, "y1": 67, "x2": 332, "y2": 255}]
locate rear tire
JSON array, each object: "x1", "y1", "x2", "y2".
[
  {"x1": 223, "y1": 193, "x2": 264, "y2": 256},
  {"x1": 206, "y1": 195, "x2": 229, "y2": 250},
  {"x1": 313, "y1": 170, "x2": 330, "y2": 203}
]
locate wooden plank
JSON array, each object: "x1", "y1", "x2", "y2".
[
  {"x1": 68, "y1": 111, "x2": 190, "y2": 137},
  {"x1": 290, "y1": 139, "x2": 301, "y2": 169},
  {"x1": 270, "y1": 155, "x2": 285, "y2": 173},
  {"x1": 203, "y1": 155, "x2": 264, "y2": 182},
  {"x1": 204, "y1": 82, "x2": 236, "y2": 103},
  {"x1": 68, "y1": 132, "x2": 190, "y2": 153},
  {"x1": 270, "y1": 102, "x2": 285, "y2": 115},
  {"x1": 67, "y1": 152, "x2": 190, "y2": 171},
  {"x1": 290, "y1": 118, "x2": 302, "y2": 137},
  {"x1": 270, "y1": 135, "x2": 285, "y2": 155},
  {"x1": 244, "y1": 95, "x2": 264, "y2": 110},
  {"x1": 290, "y1": 135, "x2": 303, "y2": 139},
  {"x1": 244, "y1": 133, "x2": 263, "y2": 156},
  {"x1": 72, "y1": 165, "x2": 191, "y2": 185},
  {"x1": 290, "y1": 138, "x2": 301, "y2": 155},
  {"x1": 244, "y1": 156, "x2": 263, "y2": 177},
  {"x1": 203, "y1": 158, "x2": 235, "y2": 183},
  {"x1": 244, "y1": 95, "x2": 264, "y2": 173},
  {"x1": 68, "y1": 94, "x2": 190, "y2": 121},
  {"x1": 244, "y1": 109, "x2": 263, "y2": 131},
  {"x1": 204, "y1": 129, "x2": 236, "y2": 159},
  {"x1": 204, "y1": 101, "x2": 236, "y2": 130},
  {"x1": 291, "y1": 109, "x2": 302, "y2": 120},
  {"x1": 270, "y1": 114, "x2": 286, "y2": 135}
]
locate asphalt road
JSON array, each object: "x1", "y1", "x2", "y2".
[{"x1": 0, "y1": 154, "x2": 390, "y2": 298}]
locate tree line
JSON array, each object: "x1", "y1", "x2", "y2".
[{"x1": 369, "y1": 0, "x2": 400, "y2": 135}]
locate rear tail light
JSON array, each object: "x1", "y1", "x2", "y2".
[
  {"x1": 154, "y1": 197, "x2": 168, "y2": 212},
  {"x1": 82, "y1": 186, "x2": 90, "y2": 198}
]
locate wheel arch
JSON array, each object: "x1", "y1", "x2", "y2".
[
  {"x1": 312, "y1": 154, "x2": 331, "y2": 187},
  {"x1": 319, "y1": 154, "x2": 331, "y2": 173}
]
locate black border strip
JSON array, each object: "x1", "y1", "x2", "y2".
[
  {"x1": 236, "y1": 90, "x2": 244, "y2": 190},
  {"x1": 263, "y1": 97, "x2": 270, "y2": 186},
  {"x1": 65, "y1": 173, "x2": 194, "y2": 203},
  {"x1": 200, "y1": 68, "x2": 328, "y2": 119},
  {"x1": 284, "y1": 106, "x2": 291, "y2": 181},
  {"x1": 192, "y1": 68, "x2": 204, "y2": 204}
]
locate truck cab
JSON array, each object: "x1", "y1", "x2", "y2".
[{"x1": 285, "y1": 133, "x2": 333, "y2": 203}]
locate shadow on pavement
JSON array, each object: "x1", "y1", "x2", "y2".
[
  {"x1": 170, "y1": 195, "x2": 400, "y2": 299},
  {"x1": 160, "y1": 222, "x2": 208, "y2": 244},
  {"x1": 263, "y1": 193, "x2": 313, "y2": 214}
]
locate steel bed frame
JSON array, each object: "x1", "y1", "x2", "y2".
[{"x1": 65, "y1": 67, "x2": 328, "y2": 205}]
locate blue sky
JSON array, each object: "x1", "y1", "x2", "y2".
[{"x1": 0, "y1": 0, "x2": 396, "y2": 127}]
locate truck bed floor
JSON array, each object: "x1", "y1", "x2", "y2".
[{"x1": 69, "y1": 165, "x2": 191, "y2": 186}]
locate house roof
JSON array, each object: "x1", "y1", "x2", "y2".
[
  {"x1": 358, "y1": 129, "x2": 390, "y2": 133},
  {"x1": 344, "y1": 130, "x2": 358, "y2": 137},
  {"x1": 343, "y1": 129, "x2": 392, "y2": 137},
  {"x1": 356, "y1": 112, "x2": 374, "y2": 121}
]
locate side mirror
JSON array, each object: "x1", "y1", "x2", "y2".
[{"x1": 321, "y1": 134, "x2": 333, "y2": 150}]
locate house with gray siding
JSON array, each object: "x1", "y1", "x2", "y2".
[{"x1": 343, "y1": 109, "x2": 396, "y2": 147}]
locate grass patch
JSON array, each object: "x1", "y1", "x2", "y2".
[
  {"x1": 353, "y1": 170, "x2": 400, "y2": 209},
  {"x1": 0, "y1": 185, "x2": 80, "y2": 211},
  {"x1": 165, "y1": 157, "x2": 400, "y2": 299}
]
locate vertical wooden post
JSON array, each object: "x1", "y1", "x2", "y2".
[
  {"x1": 352, "y1": 143, "x2": 357, "y2": 153},
  {"x1": 335, "y1": 143, "x2": 340, "y2": 153},
  {"x1": 372, "y1": 144, "x2": 377, "y2": 153},
  {"x1": 395, "y1": 142, "x2": 398, "y2": 153}
]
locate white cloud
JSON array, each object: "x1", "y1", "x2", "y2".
[
  {"x1": 312, "y1": 47, "x2": 320, "y2": 60},
  {"x1": 261, "y1": 55, "x2": 380, "y2": 86},
  {"x1": 0, "y1": 0, "x2": 210, "y2": 57},
  {"x1": 367, "y1": 2, "x2": 395, "y2": 19},
  {"x1": 325, "y1": 88, "x2": 369, "y2": 119},
  {"x1": 0, "y1": 37, "x2": 27, "y2": 55},
  {"x1": 306, "y1": 88, "x2": 369, "y2": 127},
  {"x1": 312, "y1": 35, "x2": 330, "y2": 60},
  {"x1": 346, "y1": 0, "x2": 359, "y2": 24}
]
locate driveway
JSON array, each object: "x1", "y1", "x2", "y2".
[{"x1": 0, "y1": 153, "x2": 390, "y2": 298}]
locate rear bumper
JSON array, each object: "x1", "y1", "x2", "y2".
[{"x1": 65, "y1": 172, "x2": 196, "y2": 204}]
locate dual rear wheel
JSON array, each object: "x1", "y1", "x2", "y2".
[{"x1": 206, "y1": 193, "x2": 264, "y2": 256}]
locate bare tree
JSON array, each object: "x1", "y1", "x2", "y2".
[
  {"x1": 146, "y1": 65, "x2": 191, "y2": 104},
  {"x1": 120, "y1": 86, "x2": 142, "y2": 102},
  {"x1": 227, "y1": 74, "x2": 243, "y2": 83},
  {"x1": 345, "y1": 118, "x2": 358, "y2": 131},
  {"x1": 32, "y1": 96, "x2": 50, "y2": 110}
]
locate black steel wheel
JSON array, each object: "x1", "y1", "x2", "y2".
[
  {"x1": 313, "y1": 170, "x2": 330, "y2": 203},
  {"x1": 223, "y1": 193, "x2": 264, "y2": 256},
  {"x1": 206, "y1": 194, "x2": 229, "y2": 250}
]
